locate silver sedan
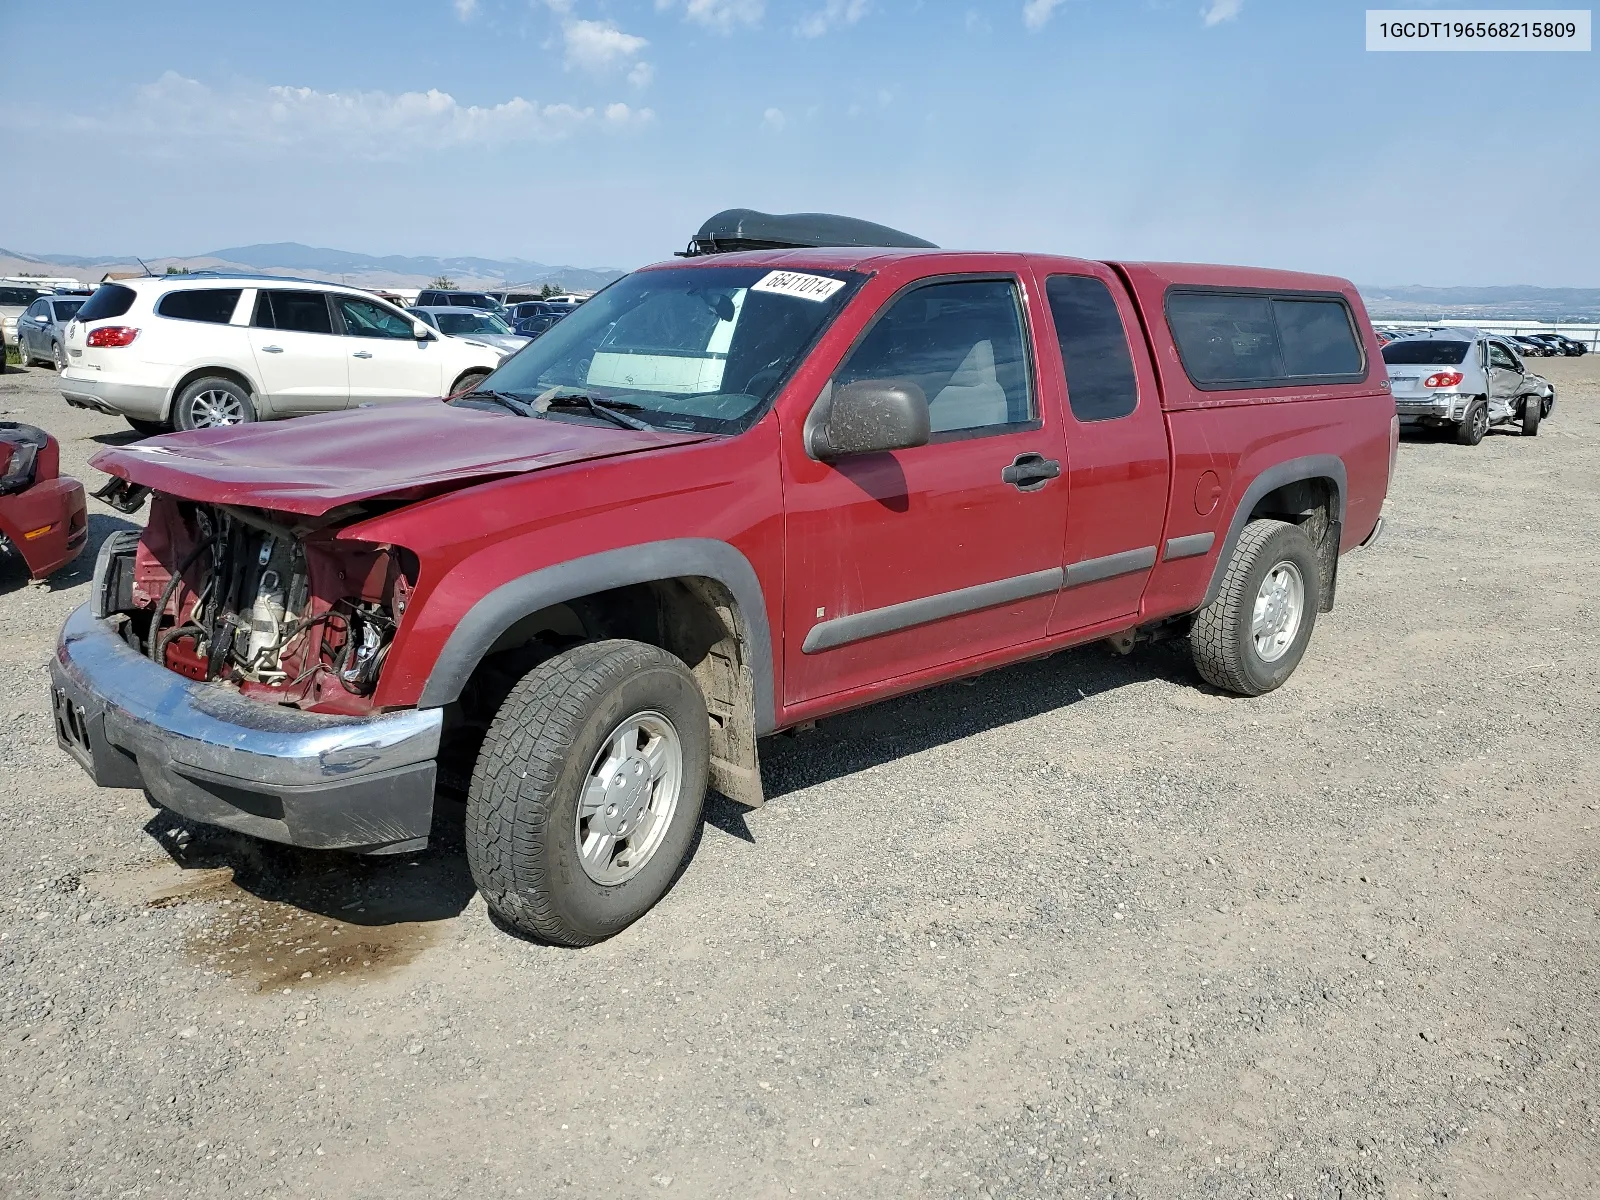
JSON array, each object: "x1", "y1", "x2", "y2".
[
  {"x1": 407, "y1": 306, "x2": 529, "y2": 356},
  {"x1": 16, "y1": 293, "x2": 91, "y2": 370},
  {"x1": 1382, "y1": 330, "x2": 1554, "y2": 446}
]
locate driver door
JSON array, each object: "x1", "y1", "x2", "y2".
[{"x1": 1485, "y1": 340, "x2": 1523, "y2": 413}]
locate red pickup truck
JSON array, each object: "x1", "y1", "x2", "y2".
[{"x1": 55, "y1": 224, "x2": 1394, "y2": 945}]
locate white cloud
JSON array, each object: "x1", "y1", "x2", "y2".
[
  {"x1": 1022, "y1": 0, "x2": 1064, "y2": 31},
  {"x1": 110, "y1": 72, "x2": 647, "y2": 160},
  {"x1": 797, "y1": 0, "x2": 868, "y2": 37},
  {"x1": 1201, "y1": 0, "x2": 1243, "y2": 25},
  {"x1": 562, "y1": 18, "x2": 649, "y2": 73},
  {"x1": 762, "y1": 107, "x2": 786, "y2": 131},
  {"x1": 658, "y1": 0, "x2": 764, "y2": 34},
  {"x1": 453, "y1": 0, "x2": 478, "y2": 20},
  {"x1": 628, "y1": 61, "x2": 655, "y2": 88}
]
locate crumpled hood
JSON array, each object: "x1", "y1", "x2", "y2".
[{"x1": 90, "y1": 399, "x2": 711, "y2": 516}]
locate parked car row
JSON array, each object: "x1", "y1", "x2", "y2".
[{"x1": 1375, "y1": 325, "x2": 1587, "y2": 356}]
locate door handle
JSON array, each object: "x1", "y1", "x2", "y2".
[
  {"x1": 1001, "y1": 452, "x2": 1061, "y2": 492},
  {"x1": 352, "y1": 350, "x2": 373, "y2": 359},
  {"x1": 261, "y1": 345, "x2": 283, "y2": 353}
]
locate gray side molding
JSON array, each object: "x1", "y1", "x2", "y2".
[
  {"x1": 802, "y1": 567, "x2": 1062, "y2": 654},
  {"x1": 1163, "y1": 532, "x2": 1215, "y2": 561},
  {"x1": 417, "y1": 539, "x2": 776, "y2": 733},
  {"x1": 1202, "y1": 454, "x2": 1348, "y2": 608},
  {"x1": 1064, "y1": 546, "x2": 1157, "y2": 587}
]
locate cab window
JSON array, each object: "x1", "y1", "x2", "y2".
[{"x1": 834, "y1": 278, "x2": 1034, "y2": 436}]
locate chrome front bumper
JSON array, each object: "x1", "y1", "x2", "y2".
[{"x1": 50, "y1": 604, "x2": 443, "y2": 853}]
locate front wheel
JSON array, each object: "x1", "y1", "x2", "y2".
[
  {"x1": 1455, "y1": 399, "x2": 1489, "y2": 446},
  {"x1": 466, "y1": 640, "x2": 710, "y2": 946},
  {"x1": 173, "y1": 376, "x2": 256, "y2": 431},
  {"x1": 1190, "y1": 519, "x2": 1321, "y2": 697},
  {"x1": 450, "y1": 370, "x2": 490, "y2": 397},
  {"x1": 1521, "y1": 396, "x2": 1541, "y2": 436}
]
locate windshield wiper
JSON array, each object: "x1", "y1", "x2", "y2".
[
  {"x1": 457, "y1": 389, "x2": 535, "y2": 417},
  {"x1": 538, "y1": 393, "x2": 654, "y2": 432}
]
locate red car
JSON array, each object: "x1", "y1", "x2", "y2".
[
  {"x1": 55, "y1": 226, "x2": 1394, "y2": 945},
  {"x1": 0, "y1": 423, "x2": 87, "y2": 579}
]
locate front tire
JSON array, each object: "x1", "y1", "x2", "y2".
[
  {"x1": 1190, "y1": 519, "x2": 1321, "y2": 697},
  {"x1": 173, "y1": 376, "x2": 256, "y2": 431},
  {"x1": 1455, "y1": 398, "x2": 1488, "y2": 446},
  {"x1": 466, "y1": 640, "x2": 710, "y2": 946},
  {"x1": 1520, "y1": 396, "x2": 1541, "y2": 436}
]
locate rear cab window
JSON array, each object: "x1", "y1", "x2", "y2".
[
  {"x1": 1166, "y1": 289, "x2": 1365, "y2": 389},
  {"x1": 155, "y1": 289, "x2": 243, "y2": 324},
  {"x1": 1045, "y1": 275, "x2": 1139, "y2": 422}
]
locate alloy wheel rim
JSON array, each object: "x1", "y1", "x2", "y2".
[
  {"x1": 188, "y1": 389, "x2": 244, "y2": 427},
  {"x1": 53, "y1": 343, "x2": 66, "y2": 370},
  {"x1": 1251, "y1": 560, "x2": 1305, "y2": 663},
  {"x1": 1473, "y1": 407, "x2": 1488, "y2": 439},
  {"x1": 574, "y1": 710, "x2": 683, "y2": 886}
]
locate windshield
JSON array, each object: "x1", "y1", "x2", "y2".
[
  {"x1": 1382, "y1": 339, "x2": 1473, "y2": 366},
  {"x1": 468, "y1": 265, "x2": 863, "y2": 433},
  {"x1": 436, "y1": 311, "x2": 513, "y2": 336}
]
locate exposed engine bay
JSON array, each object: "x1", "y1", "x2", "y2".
[{"x1": 99, "y1": 495, "x2": 414, "y2": 714}]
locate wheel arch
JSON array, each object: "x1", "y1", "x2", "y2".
[
  {"x1": 420, "y1": 539, "x2": 774, "y2": 807},
  {"x1": 1202, "y1": 455, "x2": 1347, "y2": 611},
  {"x1": 166, "y1": 365, "x2": 260, "y2": 422}
]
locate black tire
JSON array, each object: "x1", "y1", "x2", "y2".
[
  {"x1": 51, "y1": 341, "x2": 67, "y2": 371},
  {"x1": 1520, "y1": 395, "x2": 1540, "y2": 437},
  {"x1": 450, "y1": 370, "x2": 490, "y2": 397},
  {"x1": 125, "y1": 417, "x2": 168, "y2": 437},
  {"x1": 1455, "y1": 398, "x2": 1488, "y2": 446},
  {"x1": 1190, "y1": 519, "x2": 1321, "y2": 697},
  {"x1": 466, "y1": 639, "x2": 710, "y2": 946},
  {"x1": 172, "y1": 376, "x2": 256, "y2": 431}
]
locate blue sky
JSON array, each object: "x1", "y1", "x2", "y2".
[{"x1": 7, "y1": 1, "x2": 1597, "y2": 285}]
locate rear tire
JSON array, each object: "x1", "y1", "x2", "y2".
[
  {"x1": 1520, "y1": 396, "x2": 1541, "y2": 436},
  {"x1": 1190, "y1": 519, "x2": 1321, "y2": 697},
  {"x1": 450, "y1": 370, "x2": 490, "y2": 397},
  {"x1": 466, "y1": 639, "x2": 710, "y2": 946},
  {"x1": 173, "y1": 376, "x2": 256, "y2": 431},
  {"x1": 51, "y1": 341, "x2": 67, "y2": 371},
  {"x1": 1455, "y1": 399, "x2": 1488, "y2": 446}
]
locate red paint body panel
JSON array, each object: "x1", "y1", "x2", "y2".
[
  {"x1": 0, "y1": 431, "x2": 87, "y2": 579},
  {"x1": 89, "y1": 399, "x2": 710, "y2": 516},
  {"x1": 109, "y1": 247, "x2": 1394, "y2": 730}
]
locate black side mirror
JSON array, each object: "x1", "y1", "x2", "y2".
[{"x1": 805, "y1": 379, "x2": 931, "y2": 461}]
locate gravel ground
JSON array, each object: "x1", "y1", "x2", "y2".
[{"x1": 1, "y1": 357, "x2": 1597, "y2": 1200}]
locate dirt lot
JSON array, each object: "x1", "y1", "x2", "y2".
[{"x1": 2, "y1": 356, "x2": 1597, "y2": 1200}]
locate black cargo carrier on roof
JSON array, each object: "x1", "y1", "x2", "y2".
[{"x1": 682, "y1": 209, "x2": 937, "y2": 257}]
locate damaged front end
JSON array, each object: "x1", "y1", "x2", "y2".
[{"x1": 98, "y1": 496, "x2": 416, "y2": 715}]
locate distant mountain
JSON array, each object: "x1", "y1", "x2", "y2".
[
  {"x1": 206, "y1": 243, "x2": 624, "y2": 291},
  {"x1": 0, "y1": 241, "x2": 625, "y2": 292},
  {"x1": 1360, "y1": 284, "x2": 1600, "y2": 323}
]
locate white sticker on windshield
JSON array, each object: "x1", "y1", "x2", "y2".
[{"x1": 751, "y1": 270, "x2": 846, "y2": 303}]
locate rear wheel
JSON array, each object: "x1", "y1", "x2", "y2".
[
  {"x1": 1520, "y1": 395, "x2": 1541, "y2": 436},
  {"x1": 1190, "y1": 519, "x2": 1321, "y2": 697},
  {"x1": 1455, "y1": 399, "x2": 1489, "y2": 446},
  {"x1": 466, "y1": 639, "x2": 710, "y2": 946},
  {"x1": 51, "y1": 341, "x2": 67, "y2": 371},
  {"x1": 173, "y1": 376, "x2": 256, "y2": 431}
]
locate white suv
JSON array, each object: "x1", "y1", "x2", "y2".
[{"x1": 60, "y1": 275, "x2": 509, "y2": 433}]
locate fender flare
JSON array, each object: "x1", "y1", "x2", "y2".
[
  {"x1": 1202, "y1": 454, "x2": 1348, "y2": 609},
  {"x1": 416, "y1": 538, "x2": 776, "y2": 734}
]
